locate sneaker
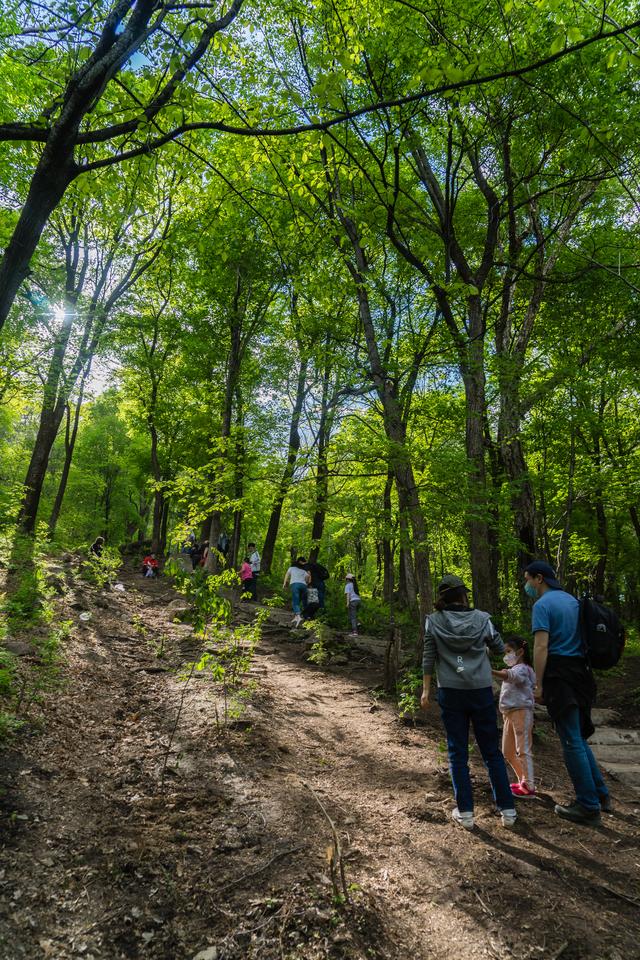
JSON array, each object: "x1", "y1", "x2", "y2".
[
  {"x1": 554, "y1": 801, "x2": 601, "y2": 826},
  {"x1": 292, "y1": 615, "x2": 302, "y2": 628},
  {"x1": 599, "y1": 794, "x2": 613, "y2": 813},
  {"x1": 500, "y1": 808, "x2": 517, "y2": 829},
  {"x1": 451, "y1": 807, "x2": 474, "y2": 830},
  {"x1": 511, "y1": 783, "x2": 536, "y2": 798}
]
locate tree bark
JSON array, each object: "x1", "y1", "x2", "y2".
[
  {"x1": 48, "y1": 380, "x2": 86, "y2": 537},
  {"x1": 308, "y1": 347, "x2": 335, "y2": 564},
  {"x1": 206, "y1": 272, "x2": 244, "y2": 573},
  {"x1": 382, "y1": 470, "x2": 394, "y2": 604},
  {"x1": 460, "y1": 315, "x2": 498, "y2": 614},
  {"x1": 261, "y1": 352, "x2": 308, "y2": 575}
]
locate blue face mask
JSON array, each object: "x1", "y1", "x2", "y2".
[{"x1": 524, "y1": 581, "x2": 538, "y2": 599}]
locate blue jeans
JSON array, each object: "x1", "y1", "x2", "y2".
[
  {"x1": 554, "y1": 705, "x2": 609, "y2": 811},
  {"x1": 291, "y1": 581, "x2": 307, "y2": 614},
  {"x1": 437, "y1": 687, "x2": 513, "y2": 813},
  {"x1": 348, "y1": 598, "x2": 360, "y2": 631}
]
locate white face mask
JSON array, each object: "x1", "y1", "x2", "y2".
[{"x1": 504, "y1": 652, "x2": 518, "y2": 667}]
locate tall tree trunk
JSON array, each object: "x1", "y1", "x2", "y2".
[
  {"x1": 149, "y1": 411, "x2": 164, "y2": 554},
  {"x1": 556, "y1": 420, "x2": 576, "y2": 584},
  {"x1": 159, "y1": 498, "x2": 169, "y2": 556},
  {"x1": 261, "y1": 353, "x2": 308, "y2": 575},
  {"x1": 343, "y1": 231, "x2": 433, "y2": 625},
  {"x1": 207, "y1": 274, "x2": 244, "y2": 573},
  {"x1": 229, "y1": 386, "x2": 244, "y2": 570},
  {"x1": 48, "y1": 380, "x2": 86, "y2": 537},
  {"x1": 498, "y1": 381, "x2": 537, "y2": 571},
  {"x1": 0, "y1": 154, "x2": 75, "y2": 331},
  {"x1": 382, "y1": 470, "x2": 394, "y2": 604},
  {"x1": 461, "y1": 318, "x2": 498, "y2": 614},
  {"x1": 309, "y1": 348, "x2": 334, "y2": 564}
]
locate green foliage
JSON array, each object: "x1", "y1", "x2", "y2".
[
  {"x1": 396, "y1": 667, "x2": 423, "y2": 722},
  {"x1": 82, "y1": 546, "x2": 122, "y2": 589},
  {"x1": 307, "y1": 621, "x2": 347, "y2": 666}
]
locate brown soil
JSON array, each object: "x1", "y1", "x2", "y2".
[{"x1": 1, "y1": 567, "x2": 639, "y2": 960}]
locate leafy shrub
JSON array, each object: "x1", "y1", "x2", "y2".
[
  {"x1": 83, "y1": 545, "x2": 122, "y2": 588},
  {"x1": 396, "y1": 666, "x2": 423, "y2": 721}
]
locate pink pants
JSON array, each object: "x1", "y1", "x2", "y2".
[{"x1": 501, "y1": 708, "x2": 535, "y2": 789}]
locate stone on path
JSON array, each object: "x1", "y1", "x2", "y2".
[{"x1": 590, "y1": 726, "x2": 640, "y2": 795}]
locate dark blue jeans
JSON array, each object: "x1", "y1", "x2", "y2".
[
  {"x1": 437, "y1": 687, "x2": 513, "y2": 813},
  {"x1": 554, "y1": 705, "x2": 609, "y2": 811}
]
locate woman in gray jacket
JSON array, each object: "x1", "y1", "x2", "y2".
[{"x1": 421, "y1": 574, "x2": 516, "y2": 831}]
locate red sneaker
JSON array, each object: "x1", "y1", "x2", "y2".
[{"x1": 511, "y1": 783, "x2": 536, "y2": 798}]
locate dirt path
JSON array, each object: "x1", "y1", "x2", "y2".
[{"x1": 2, "y1": 568, "x2": 640, "y2": 960}]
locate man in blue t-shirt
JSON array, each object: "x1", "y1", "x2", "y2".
[{"x1": 524, "y1": 560, "x2": 610, "y2": 825}]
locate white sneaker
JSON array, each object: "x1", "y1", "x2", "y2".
[
  {"x1": 501, "y1": 808, "x2": 517, "y2": 829},
  {"x1": 451, "y1": 807, "x2": 474, "y2": 830},
  {"x1": 292, "y1": 615, "x2": 302, "y2": 628}
]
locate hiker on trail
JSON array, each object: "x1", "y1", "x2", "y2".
[
  {"x1": 421, "y1": 574, "x2": 517, "y2": 831},
  {"x1": 248, "y1": 543, "x2": 260, "y2": 601},
  {"x1": 239, "y1": 556, "x2": 253, "y2": 598},
  {"x1": 217, "y1": 531, "x2": 230, "y2": 563},
  {"x1": 283, "y1": 557, "x2": 311, "y2": 628},
  {"x1": 89, "y1": 536, "x2": 105, "y2": 558},
  {"x1": 492, "y1": 634, "x2": 537, "y2": 798},
  {"x1": 524, "y1": 560, "x2": 610, "y2": 825},
  {"x1": 305, "y1": 558, "x2": 330, "y2": 610},
  {"x1": 142, "y1": 553, "x2": 159, "y2": 578},
  {"x1": 344, "y1": 574, "x2": 361, "y2": 637},
  {"x1": 189, "y1": 539, "x2": 203, "y2": 569}
]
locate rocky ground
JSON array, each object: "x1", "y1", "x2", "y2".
[{"x1": 1, "y1": 560, "x2": 639, "y2": 960}]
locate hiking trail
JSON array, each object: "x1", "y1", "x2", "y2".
[{"x1": 2, "y1": 562, "x2": 640, "y2": 960}]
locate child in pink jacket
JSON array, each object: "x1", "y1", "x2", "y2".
[{"x1": 492, "y1": 634, "x2": 537, "y2": 797}]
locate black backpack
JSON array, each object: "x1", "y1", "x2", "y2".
[{"x1": 580, "y1": 597, "x2": 626, "y2": 670}]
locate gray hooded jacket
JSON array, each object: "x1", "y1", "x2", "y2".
[{"x1": 423, "y1": 607, "x2": 504, "y2": 689}]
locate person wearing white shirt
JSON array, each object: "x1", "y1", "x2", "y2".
[
  {"x1": 247, "y1": 542, "x2": 260, "y2": 600},
  {"x1": 283, "y1": 557, "x2": 311, "y2": 627},
  {"x1": 344, "y1": 573, "x2": 361, "y2": 636}
]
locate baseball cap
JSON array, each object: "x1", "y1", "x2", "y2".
[
  {"x1": 524, "y1": 560, "x2": 561, "y2": 590},
  {"x1": 437, "y1": 574, "x2": 469, "y2": 595}
]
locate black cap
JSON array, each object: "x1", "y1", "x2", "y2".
[
  {"x1": 437, "y1": 574, "x2": 469, "y2": 595},
  {"x1": 524, "y1": 560, "x2": 561, "y2": 590}
]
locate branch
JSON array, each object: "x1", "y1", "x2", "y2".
[{"x1": 6, "y1": 17, "x2": 636, "y2": 149}]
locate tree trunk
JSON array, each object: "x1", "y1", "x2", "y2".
[
  {"x1": 308, "y1": 349, "x2": 334, "y2": 564},
  {"x1": 346, "y1": 239, "x2": 433, "y2": 625},
  {"x1": 206, "y1": 274, "x2": 244, "y2": 573},
  {"x1": 397, "y1": 504, "x2": 418, "y2": 616},
  {"x1": 382, "y1": 470, "x2": 394, "y2": 604},
  {"x1": 48, "y1": 382, "x2": 85, "y2": 537},
  {"x1": 498, "y1": 381, "x2": 537, "y2": 571},
  {"x1": 229, "y1": 386, "x2": 245, "y2": 570},
  {"x1": 0, "y1": 154, "x2": 75, "y2": 331},
  {"x1": 461, "y1": 317, "x2": 498, "y2": 614},
  {"x1": 261, "y1": 354, "x2": 308, "y2": 575},
  {"x1": 149, "y1": 414, "x2": 164, "y2": 554}
]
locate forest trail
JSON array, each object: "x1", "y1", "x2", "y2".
[{"x1": 2, "y1": 567, "x2": 640, "y2": 960}]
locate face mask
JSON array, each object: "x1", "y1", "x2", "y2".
[
  {"x1": 504, "y1": 652, "x2": 518, "y2": 667},
  {"x1": 524, "y1": 581, "x2": 538, "y2": 599}
]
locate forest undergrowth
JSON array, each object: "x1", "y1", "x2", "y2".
[{"x1": 1, "y1": 560, "x2": 639, "y2": 960}]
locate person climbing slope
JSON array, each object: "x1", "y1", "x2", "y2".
[{"x1": 283, "y1": 557, "x2": 310, "y2": 628}]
